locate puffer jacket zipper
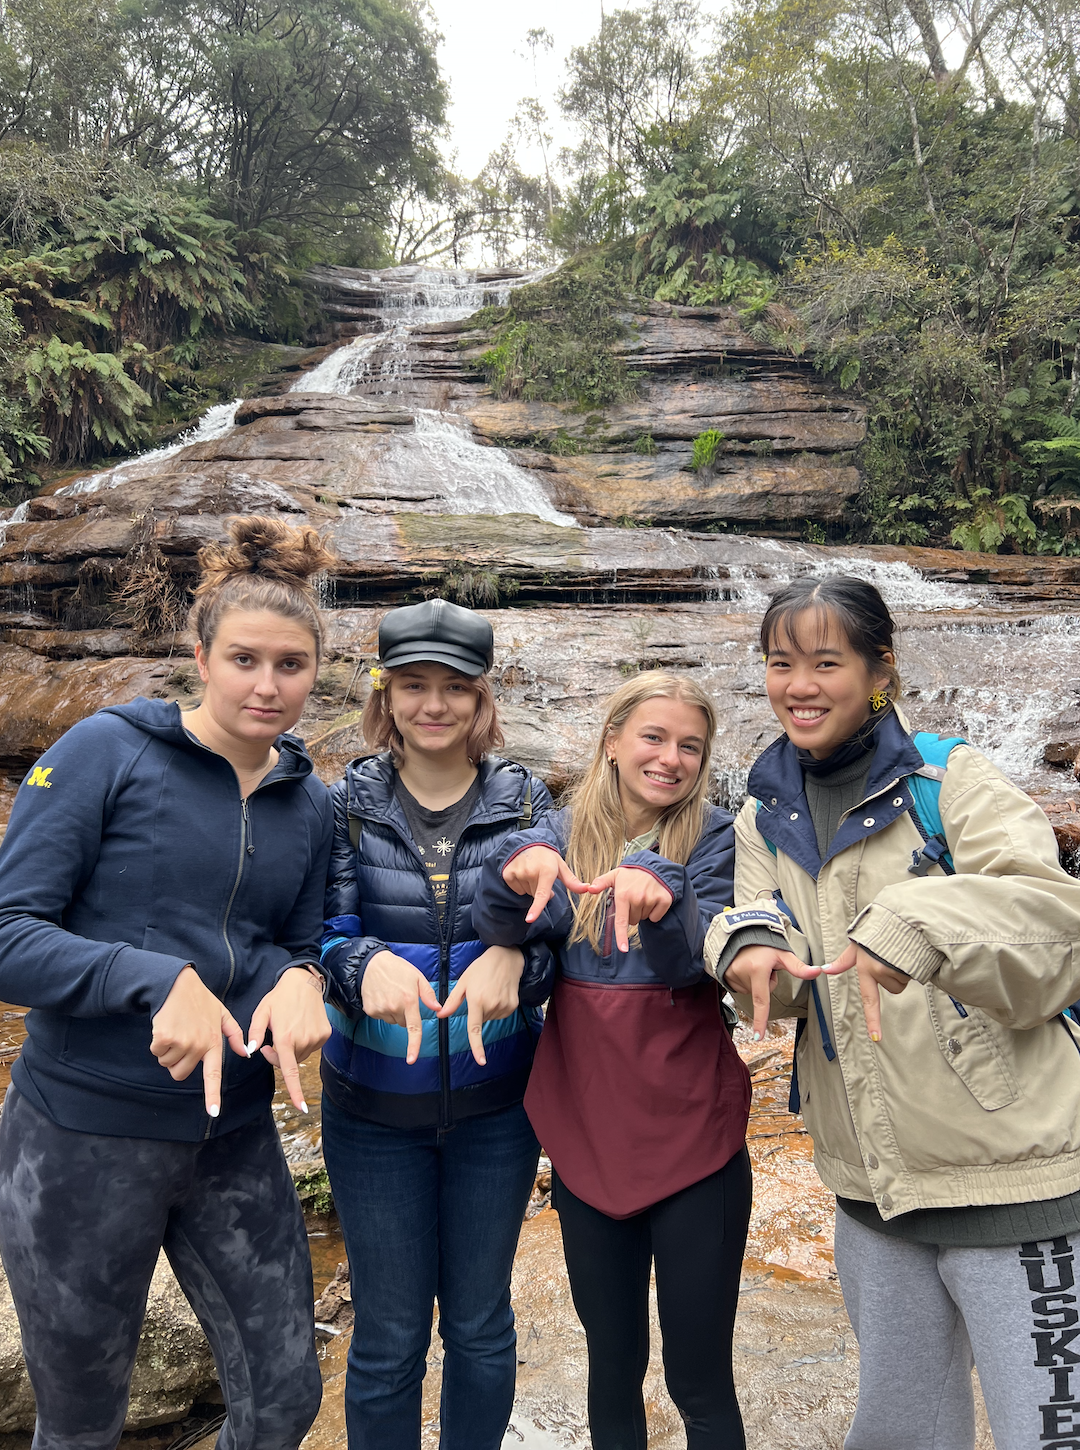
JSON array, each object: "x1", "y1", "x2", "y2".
[
  {"x1": 437, "y1": 873, "x2": 455, "y2": 1130},
  {"x1": 350, "y1": 774, "x2": 533, "y2": 1128}
]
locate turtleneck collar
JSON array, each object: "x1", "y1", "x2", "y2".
[{"x1": 796, "y1": 708, "x2": 891, "y2": 778}]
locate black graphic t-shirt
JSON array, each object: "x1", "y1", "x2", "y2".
[{"x1": 394, "y1": 774, "x2": 481, "y2": 925}]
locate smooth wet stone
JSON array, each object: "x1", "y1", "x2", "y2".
[{"x1": 0, "y1": 1253, "x2": 218, "y2": 1433}]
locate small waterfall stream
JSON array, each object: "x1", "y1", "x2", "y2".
[{"x1": 293, "y1": 267, "x2": 576, "y2": 525}]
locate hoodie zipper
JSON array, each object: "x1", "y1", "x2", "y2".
[{"x1": 202, "y1": 792, "x2": 252, "y2": 1140}]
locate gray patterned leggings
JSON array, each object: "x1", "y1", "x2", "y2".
[{"x1": 0, "y1": 1089, "x2": 322, "y2": 1450}]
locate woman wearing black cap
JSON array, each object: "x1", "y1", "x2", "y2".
[{"x1": 318, "y1": 598, "x2": 555, "y2": 1450}]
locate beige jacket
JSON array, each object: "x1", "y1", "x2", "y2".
[{"x1": 705, "y1": 722, "x2": 1080, "y2": 1220}]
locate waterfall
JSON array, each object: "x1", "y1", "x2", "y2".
[
  {"x1": 53, "y1": 399, "x2": 243, "y2": 499},
  {"x1": 46, "y1": 265, "x2": 574, "y2": 524},
  {"x1": 293, "y1": 267, "x2": 576, "y2": 526}
]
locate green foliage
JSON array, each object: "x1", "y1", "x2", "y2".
[
  {"x1": 22, "y1": 337, "x2": 153, "y2": 457},
  {"x1": 630, "y1": 152, "x2": 783, "y2": 304},
  {"x1": 1024, "y1": 414, "x2": 1080, "y2": 493},
  {"x1": 633, "y1": 432, "x2": 658, "y2": 455},
  {"x1": 0, "y1": 294, "x2": 49, "y2": 489},
  {"x1": 949, "y1": 492, "x2": 1037, "y2": 553},
  {"x1": 478, "y1": 257, "x2": 640, "y2": 409},
  {"x1": 691, "y1": 428, "x2": 724, "y2": 471}
]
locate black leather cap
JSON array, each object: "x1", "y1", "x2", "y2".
[{"x1": 378, "y1": 599, "x2": 494, "y2": 677}]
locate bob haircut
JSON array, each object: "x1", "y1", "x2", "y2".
[
  {"x1": 362, "y1": 662, "x2": 504, "y2": 766},
  {"x1": 759, "y1": 574, "x2": 901, "y2": 700}
]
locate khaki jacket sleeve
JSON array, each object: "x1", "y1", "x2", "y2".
[
  {"x1": 704, "y1": 800, "x2": 810, "y2": 1021},
  {"x1": 848, "y1": 746, "x2": 1080, "y2": 1028}
]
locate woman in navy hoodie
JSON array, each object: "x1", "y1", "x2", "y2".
[
  {"x1": 474, "y1": 671, "x2": 763, "y2": 1450},
  {"x1": 0, "y1": 517, "x2": 336, "y2": 1450},
  {"x1": 319, "y1": 598, "x2": 554, "y2": 1450}
]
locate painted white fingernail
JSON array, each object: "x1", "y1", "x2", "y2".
[
  {"x1": 247, "y1": 1040, "x2": 257, "y2": 1055},
  {"x1": 753, "y1": 1031, "x2": 762, "y2": 1042},
  {"x1": 208, "y1": 1104, "x2": 220, "y2": 1118},
  {"x1": 300, "y1": 1101, "x2": 309, "y2": 1114}
]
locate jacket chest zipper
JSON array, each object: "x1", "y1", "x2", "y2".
[
  {"x1": 367, "y1": 810, "x2": 464, "y2": 1130},
  {"x1": 204, "y1": 796, "x2": 250, "y2": 1140}
]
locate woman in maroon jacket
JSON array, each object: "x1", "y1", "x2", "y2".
[{"x1": 474, "y1": 672, "x2": 769, "y2": 1450}]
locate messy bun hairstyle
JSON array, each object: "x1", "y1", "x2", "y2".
[{"x1": 189, "y1": 516, "x2": 337, "y2": 663}]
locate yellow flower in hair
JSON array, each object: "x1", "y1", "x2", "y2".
[{"x1": 369, "y1": 666, "x2": 386, "y2": 691}]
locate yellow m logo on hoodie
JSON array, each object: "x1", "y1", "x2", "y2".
[{"x1": 26, "y1": 767, "x2": 53, "y2": 789}]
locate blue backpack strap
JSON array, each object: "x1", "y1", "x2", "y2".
[
  {"x1": 907, "y1": 733, "x2": 967, "y2": 877},
  {"x1": 754, "y1": 799, "x2": 778, "y2": 857}
]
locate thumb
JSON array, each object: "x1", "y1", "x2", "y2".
[
  {"x1": 221, "y1": 1007, "x2": 249, "y2": 1061},
  {"x1": 416, "y1": 973, "x2": 441, "y2": 1014},
  {"x1": 438, "y1": 978, "x2": 468, "y2": 1018},
  {"x1": 823, "y1": 942, "x2": 859, "y2": 975}
]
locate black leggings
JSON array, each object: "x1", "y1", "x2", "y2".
[
  {"x1": 552, "y1": 1148, "x2": 752, "y2": 1450},
  {"x1": 0, "y1": 1089, "x2": 322, "y2": 1450}
]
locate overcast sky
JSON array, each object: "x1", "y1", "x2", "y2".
[{"x1": 431, "y1": 0, "x2": 728, "y2": 180}]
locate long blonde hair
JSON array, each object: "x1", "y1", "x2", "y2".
[{"x1": 566, "y1": 671, "x2": 718, "y2": 951}]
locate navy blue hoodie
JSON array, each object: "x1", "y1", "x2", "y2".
[{"x1": 0, "y1": 698, "x2": 334, "y2": 1141}]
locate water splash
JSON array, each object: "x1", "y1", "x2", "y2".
[
  {"x1": 55, "y1": 399, "x2": 243, "y2": 499},
  {"x1": 0, "y1": 499, "x2": 30, "y2": 545},
  {"x1": 804, "y1": 556, "x2": 981, "y2": 612},
  {"x1": 295, "y1": 331, "x2": 385, "y2": 395},
  {"x1": 380, "y1": 411, "x2": 576, "y2": 526}
]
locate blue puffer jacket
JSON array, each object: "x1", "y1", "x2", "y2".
[{"x1": 320, "y1": 753, "x2": 555, "y2": 1129}]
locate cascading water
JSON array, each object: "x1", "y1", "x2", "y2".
[
  {"x1": 53, "y1": 398, "x2": 243, "y2": 500},
  {"x1": 293, "y1": 268, "x2": 576, "y2": 526}
]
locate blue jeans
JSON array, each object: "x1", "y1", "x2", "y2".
[{"x1": 321, "y1": 1096, "x2": 540, "y2": 1450}]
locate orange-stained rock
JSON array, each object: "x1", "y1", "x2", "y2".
[{"x1": 0, "y1": 647, "x2": 174, "y2": 769}]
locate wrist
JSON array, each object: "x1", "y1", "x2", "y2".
[{"x1": 284, "y1": 964, "x2": 327, "y2": 994}]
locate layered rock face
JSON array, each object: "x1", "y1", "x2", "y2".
[{"x1": 305, "y1": 265, "x2": 866, "y2": 528}]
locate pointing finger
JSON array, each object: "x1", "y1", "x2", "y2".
[
  {"x1": 858, "y1": 959, "x2": 883, "y2": 1043},
  {"x1": 614, "y1": 888, "x2": 631, "y2": 955},
  {"x1": 467, "y1": 994, "x2": 487, "y2": 1067},
  {"x1": 525, "y1": 876, "x2": 555, "y2": 924},
  {"x1": 276, "y1": 1038, "x2": 307, "y2": 1113},
  {"x1": 751, "y1": 968, "x2": 775, "y2": 1043},
  {"x1": 403, "y1": 995, "x2": 424, "y2": 1066},
  {"x1": 202, "y1": 1036, "x2": 223, "y2": 1119}
]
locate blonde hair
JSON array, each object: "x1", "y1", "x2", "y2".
[
  {"x1": 189, "y1": 516, "x2": 336, "y2": 663},
  {"x1": 566, "y1": 671, "x2": 718, "y2": 951},
  {"x1": 362, "y1": 664, "x2": 504, "y2": 767}
]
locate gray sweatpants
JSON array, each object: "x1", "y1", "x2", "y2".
[
  {"x1": 835, "y1": 1205, "x2": 1080, "y2": 1450},
  {"x1": 0, "y1": 1089, "x2": 322, "y2": 1450}
]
